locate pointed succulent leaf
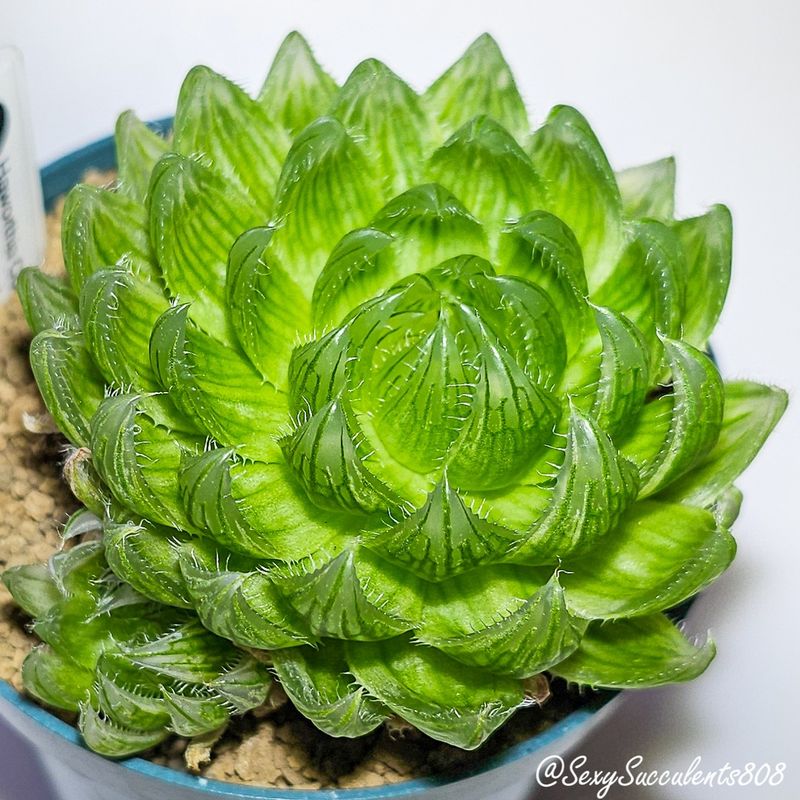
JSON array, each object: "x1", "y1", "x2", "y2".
[
  {"x1": 149, "y1": 304, "x2": 287, "y2": 460},
  {"x1": 178, "y1": 447, "x2": 342, "y2": 561},
  {"x1": 114, "y1": 110, "x2": 170, "y2": 202},
  {"x1": 103, "y1": 520, "x2": 192, "y2": 608},
  {"x1": 272, "y1": 641, "x2": 389, "y2": 738},
  {"x1": 212, "y1": 658, "x2": 276, "y2": 714},
  {"x1": 178, "y1": 538, "x2": 310, "y2": 649},
  {"x1": 16, "y1": 267, "x2": 80, "y2": 334},
  {"x1": 499, "y1": 211, "x2": 588, "y2": 297},
  {"x1": 424, "y1": 34, "x2": 529, "y2": 143},
  {"x1": 63, "y1": 447, "x2": 114, "y2": 516},
  {"x1": 22, "y1": 646, "x2": 94, "y2": 711},
  {"x1": 32, "y1": 596, "x2": 141, "y2": 673},
  {"x1": 29, "y1": 329, "x2": 105, "y2": 447},
  {"x1": 445, "y1": 305, "x2": 561, "y2": 491},
  {"x1": 160, "y1": 689, "x2": 229, "y2": 738},
  {"x1": 368, "y1": 311, "x2": 470, "y2": 476},
  {"x1": 92, "y1": 687, "x2": 167, "y2": 737},
  {"x1": 621, "y1": 339, "x2": 724, "y2": 496},
  {"x1": 460, "y1": 432, "x2": 557, "y2": 533},
  {"x1": 366, "y1": 475, "x2": 516, "y2": 581},
  {"x1": 80, "y1": 268, "x2": 169, "y2": 392},
  {"x1": 329, "y1": 279, "x2": 434, "y2": 388},
  {"x1": 370, "y1": 183, "x2": 489, "y2": 274},
  {"x1": 2, "y1": 563, "x2": 62, "y2": 618},
  {"x1": 594, "y1": 219, "x2": 686, "y2": 346},
  {"x1": 310, "y1": 229, "x2": 398, "y2": 330},
  {"x1": 419, "y1": 570, "x2": 585, "y2": 677},
  {"x1": 348, "y1": 635, "x2": 524, "y2": 750},
  {"x1": 61, "y1": 508, "x2": 102, "y2": 542},
  {"x1": 79, "y1": 702, "x2": 169, "y2": 758},
  {"x1": 563, "y1": 305, "x2": 651, "y2": 438},
  {"x1": 511, "y1": 406, "x2": 639, "y2": 563},
  {"x1": 174, "y1": 65, "x2": 289, "y2": 212},
  {"x1": 149, "y1": 153, "x2": 263, "y2": 344},
  {"x1": 89, "y1": 393, "x2": 199, "y2": 529},
  {"x1": 280, "y1": 398, "x2": 404, "y2": 515},
  {"x1": 94, "y1": 654, "x2": 171, "y2": 731},
  {"x1": 455, "y1": 270, "x2": 568, "y2": 387},
  {"x1": 268, "y1": 117, "x2": 383, "y2": 295},
  {"x1": 342, "y1": 547, "x2": 427, "y2": 625},
  {"x1": 90, "y1": 582, "x2": 152, "y2": 618},
  {"x1": 259, "y1": 31, "x2": 338, "y2": 135},
  {"x1": 226, "y1": 227, "x2": 310, "y2": 385},
  {"x1": 715, "y1": 485, "x2": 743, "y2": 528},
  {"x1": 275, "y1": 545, "x2": 412, "y2": 640},
  {"x1": 562, "y1": 500, "x2": 736, "y2": 618},
  {"x1": 333, "y1": 59, "x2": 430, "y2": 195},
  {"x1": 427, "y1": 115, "x2": 546, "y2": 239},
  {"x1": 664, "y1": 381, "x2": 788, "y2": 506},
  {"x1": 118, "y1": 618, "x2": 234, "y2": 683},
  {"x1": 46, "y1": 540, "x2": 108, "y2": 598},
  {"x1": 62, "y1": 183, "x2": 158, "y2": 290},
  {"x1": 552, "y1": 614, "x2": 716, "y2": 688},
  {"x1": 178, "y1": 447, "x2": 275, "y2": 559},
  {"x1": 588, "y1": 307, "x2": 651, "y2": 436},
  {"x1": 616, "y1": 157, "x2": 676, "y2": 220},
  {"x1": 498, "y1": 211, "x2": 590, "y2": 357},
  {"x1": 529, "y1": 106, "x2": 624, "y2": 288},
  {"x1": 672, "y1": 204, "x2": 732, "y2": 348},
  {"x1": 234, "y1": 459, "x2": 351, "y2": 556},
  {"x1": 288, "y1": 326, "x2": 353, "y2": 417}
]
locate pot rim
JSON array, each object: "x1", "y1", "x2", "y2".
[
  {"x1": 1, "y1": 681, "x2": 618, "y2": 798},
  {"x1": 1, "y1": 125, "x2": 620, "y2": 798}
]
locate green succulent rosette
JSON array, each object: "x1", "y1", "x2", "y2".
[
  {"x1": 5, "y1": 33, "x2": 786, "y2": 753},
  {"x1": 3, "y1": 515, "x2": 270, "y2": 757}
]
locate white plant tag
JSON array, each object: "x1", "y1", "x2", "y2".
[{"x1": 0, "y1": 46, "x2": 45, "y2": 300}]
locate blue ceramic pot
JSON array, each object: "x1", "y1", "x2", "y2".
[{"x1": 0, "y1": 131, "x2": 621, "y2": 800}]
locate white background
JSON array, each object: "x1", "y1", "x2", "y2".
[{"x1": 2, "y1": 1, "x2": 799, "y2": 797}]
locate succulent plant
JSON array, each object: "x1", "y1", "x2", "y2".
[
  {"x1": 4, "y1": 33, "x2": 787, "y2": 755},
  {"x1": 3, "y1": 526, "x2": 270, "y2": 755}
]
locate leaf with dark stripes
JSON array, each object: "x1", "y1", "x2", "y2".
[
  {"x1": 529, "y1": 106, "x2": 624, "y2": 290},
  {"x1": 419, "y1": 569, "x2": 585, "y2": 677},
  {"x1": 347, "y1": 635, "x2": 523, "y2": 750},
  {"x1": 29, "y1": 329, "x2": 105, "y2": 447},
  {"x1": 174, "y1": 66, "x2": 289, "y2": 213},
  {"x1": 552, "y1": 613, "x2": 715, "y2": 688},
  {"x1": 16, "y1": 268, "x2": 80, "y2": 334},
  {"x1": 423, "y1": 34, "x2": 529, "y2": 142},
  {"x1": 273, "y1": 641, "x2": 389, "y2": 737},
  {"x1": 115, "y1": 111, "x2": 169, "y2": 203},
  {"x1": 259, "y1": 32, "x2": 338, "y2": 135},
  {"x1": 149, "y1": 153, "x2": 264, "y2": 344},
  {"x1": 62, "y1": 184, "x2": 158, "y2": 290},
  {"x1": 268, "y1": 117, "x2": 383, "y2": 295}
]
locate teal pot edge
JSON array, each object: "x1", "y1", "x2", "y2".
[{"x1": 1, "y1": 123, "x2": 620, "y2": 799}]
